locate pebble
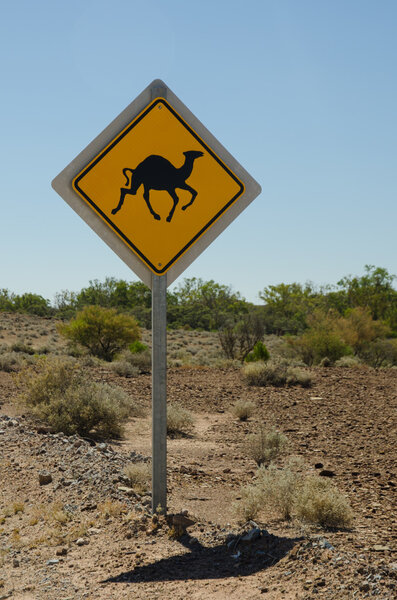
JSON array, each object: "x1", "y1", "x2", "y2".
[
  {"x1": 76, "y1": 538, "x2": 87, "y2": 546},
  {"x1": 47, "y1": 559, "x2": 59, "y2": 566},
  {"x1": 38, "y1": 471, "x2": 52, "y2": 485}
]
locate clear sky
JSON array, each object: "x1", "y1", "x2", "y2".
[{"x1": 0, "y1": 0, "x2": 396, "y2": 304}]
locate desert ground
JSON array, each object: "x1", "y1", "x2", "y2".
[{"x1": 0, "y1": 312, "x2": 396, "y2": 599}]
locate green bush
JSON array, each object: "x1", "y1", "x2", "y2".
[
  {"x1": 246, "y1": 427, "x2": 288, "y2": 467},
  {"x1": 18, "y1": 358, "x2": 140, "y2": 437},
  {"x1": 129, "y1": 340, "x2": 149, "y2": 354},
  {"x1": 58, "y1": 305, "x2": 140, "y2": 361},
  {"x1": 288, "y1": 329, "x2": 351, "y2": 366},
  {"x1": 245, "y1": 341, "x2": 270, "y2": 363},
  {"x1": 359, "y1": 338, "x2": 397, "y2": 368}
]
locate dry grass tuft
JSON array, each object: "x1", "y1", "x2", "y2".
[
  {"x1": 246, "y1": 427, "x2": 288, "y2": 467},
  {"x1": 167, "y1": 403, "x2": 194, "y2": 437},
  {"x1": 295, "y1": 476, "x2": 353, "y2": 528},
  {"x1": 123, "y1": 462, "x2": 151, "y2": 494},
  {"x1": 231, "y1": 399, "x2": 256, "y2": 421}
]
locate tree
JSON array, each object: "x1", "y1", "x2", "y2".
[{"x1": 58, "y1": 306, "x2": 140, "y2": 361}]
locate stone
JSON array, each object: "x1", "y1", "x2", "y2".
[
  {"x1": 241, "y1": 528, "x2": 261, "y2": 543},
  {"x1": 319, "y1": 469, "x2": 336, "y2": 477},
  {"x1": 39, "y1": 471, "x2": 52, "y2": 485},
  {"x1": 12, "y1": 558, "x2": 20, "y2": 567},
  {"x1": 372, "y1": 544, "x2": 391, "y2": 552},
  {"x1": 76, "y1": 538, "x2": 87, "y2": 546},
  {"x1": 47, "y1": 559, "x2": 59, "y2": 565},
  {"x1": 56, "y1": 547, "x2": 68, "y2": 556},
  {"x1": 117, "y1": 486, "x2": 135, "y2": 497}
]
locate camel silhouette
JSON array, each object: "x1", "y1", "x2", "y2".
[{"x1": 111, "y1": 150, "x2": 204, "y2": 222}]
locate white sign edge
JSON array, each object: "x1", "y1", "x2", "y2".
[{"x1": 51, "y1": 79, "x2": 261, "y2": 289}]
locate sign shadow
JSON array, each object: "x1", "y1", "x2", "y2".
[{"x1": 102, "y1": 530, "x2": 302, "y2": 584}]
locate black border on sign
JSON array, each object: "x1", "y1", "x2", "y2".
[{"x1": 73, "y1": 98, "x2": 245, "y2": 274}]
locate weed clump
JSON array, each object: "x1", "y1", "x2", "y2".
[
  {"x1": 246, "y1": 427, "x2": 288, "y2": 467},
  {"x1": 232, "y1": 399, "x2": 255, "y2": 421},
  {"x1": 18, "y1": 357, "x2": 140, "y2": 437},
  {"x1": 295, "y1": 476, "x2": 353, "y2": 528},
  {"x1": 123, "y1": 462, "x2": 151, "y2": 494},
  {"x1": 167, "y1": 403, "x2": 194, "y2": 437}
]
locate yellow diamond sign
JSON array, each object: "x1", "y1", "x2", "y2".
[
  {"x1": 73, "y1": 98, "x2": 244, "y2": 274},
  {"x1": 52, "y1": 80, "x2": 261, "y2": 287}
]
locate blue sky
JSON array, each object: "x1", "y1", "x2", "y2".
[{"x1": 0, "y1": 0, "x2": 396, "y2": 303}]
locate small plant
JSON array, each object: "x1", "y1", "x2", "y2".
[
  {"x1": 118, "y1": 348, "x2": 151, "y2": 374},
  {"x1": 167, "y1": 403, "x2": 194, "y2": 437},
  {"x1": 246, "y1": 427, "x2": 288, "y2": 466},
  {"x1": 334, "y1": 355, "x2": 362, "y2": 368},
  {"x1": 111, "y1": 360, "x2": 140, "y2": 378},
  {"x1": 295, "y1": 476, "x2": 353, "y2": 528},
  {"x1": 58, "y1": 305, "x2": 140, "y2": 361},
  {"x1": 129, "y1": 340, "x2": 148, "y2": 354},
  {"x1": 286, "y1": 367, "x2": 312, "y2": 388},
  {"x1": 245, "y1": 341, "x2": 270, "y2": 363},
  {"x1": 256, "y1": 457, "x2": 304, "y2": 519},
  {"x1": 232, "y1": 399, "x2": 255, "y2": 421},
  {"x1": 18, "y1": 358, "x2": 140, "y2": 437},
  {"x1": 123, "y1": 462, "x2": 151, "y2": 494},
  {"x1": 13, "y1": 502, "x2": 24, "y2": 515},
  {"x1": 0, "y1": 352, "x2": 22, "y2": 372},
  {"x1": 234, "y1": 483, "x2": 263, "y2": 521},
  {"x1": 243, "y1": 359, "x2": 289, "y2": 387}
]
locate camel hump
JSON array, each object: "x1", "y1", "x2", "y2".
[{"x1": 136, "y1": 155, "x2": 174, "y2": 171}]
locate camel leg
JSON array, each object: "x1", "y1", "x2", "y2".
[
  {"x1": 143, "y1": 187, "x2": 161, "y2": 221},
  {"x1": 111, "y1": 188, "x2": 130, "y2": 215},
  {"x1": 180, "y1": 183, "x2": 198, "y2": 210},
  {"x1": 166, "y1": 190, "x2": 179, "y2": 222}
]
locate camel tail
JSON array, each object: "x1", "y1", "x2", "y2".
[{"x1": 122, "y1": 168, "x2": 134, "y2": 187}]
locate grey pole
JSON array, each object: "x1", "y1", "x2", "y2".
[{"x1": 151, "y1": 273, "x2": 167, "y2": 514}]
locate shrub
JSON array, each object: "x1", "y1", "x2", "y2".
[
  {"x1": 232, "y1": 399, "x2": 256, "y2": 421},
  {"x1": 245, "y1": 341, "x2": 270, "y2": 363},
  {"x1": 129, "y1": 340, "x2": 149, "y2": 354},
  {"x1": 334, "y1": 355, "x2": 362, "y2": 368},
  {"x1": 256, "y1": 457, "x2": 304, "y2": 519},
  {"x1": 118, "y1": 348, "x2": 151, "y2": 374},
  {"x1": 243, "y1": 359, "x2": 292, "y2": 387},
  {"x1": 295, "y1": 476, "x2": 353, "y2": 528},
  {"x1": 0, "y1": 352, "x2": 23, "y2": 372},
  {"x1": 18, "y1": 358, "x2": 139, "y2": 437},
  {"x1": 234, "y1": 483, "x2": 263, "y2": 522},
  {"x1": 58, "y1": 306, "x2": 140, "y2": 361},
  {"x1": 359, "y1": 338, "x2": 397, "y2": 368},
  {"x1": 286, "y1": 367, "x2": 312, "y2": 387},
  {"x1": 219, "y1": 312, "x2": 265, "y2": 361},
  {"x1": 167, "y1": 403, "x2": 194, "y2": 437},
  {"x1": 288, "y1": 329, "x2": 351, "y2": 366},
  {"x1": 11, "y1": 342, "x2": 35, "y2": 355},
  {"x1": 111, "y1": 360, "x2": 140, "y2": 378},
  {"x1": 123, "y1": 462, "x2": 151, "y2": 494},
  {"x1": 246, "y1": 427, "x2": 288, "y2": 467}
]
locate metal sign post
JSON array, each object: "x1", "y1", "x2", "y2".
[
  {"x1": 51, "y1": 79, "x2": 261, "y2": 517},
  {"x1": 151, "y1": 273, "x2": 167, "y2": 513}
]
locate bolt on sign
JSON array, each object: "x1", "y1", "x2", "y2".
[{"x1": 52, "y1": 80, "x2": 261, "y2": 288}]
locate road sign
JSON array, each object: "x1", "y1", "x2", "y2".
[{"x1": 52, "y1": 80, "x2": 261, "y2": 288}]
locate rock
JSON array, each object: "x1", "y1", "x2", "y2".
[
  {"x1": 12, "y1": 558, "x2": 20, "y2": 567},
  {"x1": 319, "y1": 469, "x2": 336, "y2": 477},
  {"x1": 315, "y1": 462, "x2": 324, "y2": 469},
  {"x1": 56, "y1": 547, "x2": 67, "y2": 556},
  {"x1": 38, "y1": 471, "x2": 52, "y2": 485},
  {"x1": 47, "y1": 559, "x2": 59, "y2": 565},
  {"x1": 117, "y1": 486, "x2": 135, "y2": 497},
  {"x1": 76, "y1": 538, "x2": 87, "y2": 546},
  {"x1": 241, "y1": 528, "x2": 261, "y2": 543},
  {"x1": 372, "y1": 544, "x2": 391, "y2": 552}
]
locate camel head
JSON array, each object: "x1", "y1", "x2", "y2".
[{"x1": 183, "y1": 150, "x2": 204, "y2": 160}]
